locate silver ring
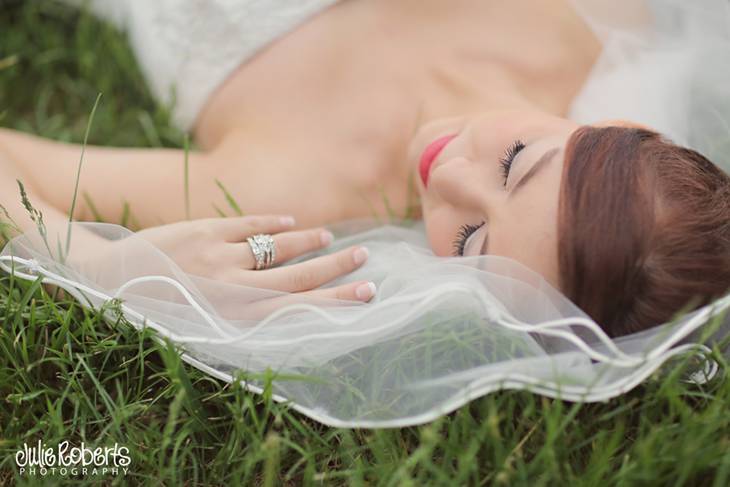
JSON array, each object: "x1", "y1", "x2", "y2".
[{"x1": 246, "y1": 234, "x2": 276, "y2": 270}]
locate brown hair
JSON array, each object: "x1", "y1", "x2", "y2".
[{"x1": 558, "y1": 126, "x2": 730, "y2": 337}]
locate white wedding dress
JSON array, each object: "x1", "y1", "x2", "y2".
[
  {"x1": 3, "y1": 0, "x2": 730, "y2": 428},
  {"x1": 59, "y1": 0, "x2": 342, "y2": 131}
]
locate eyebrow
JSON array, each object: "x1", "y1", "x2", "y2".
[
  {"x1": 510, "y1": 147, "x2": 560, "y2": 196},
  {"x1": 478, "y1": 146, "x2": 561, "y2": 256}
]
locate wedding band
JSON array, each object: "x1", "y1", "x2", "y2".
[{"x1": 246, "y1": 234, "x2": 276, "y2": 270}]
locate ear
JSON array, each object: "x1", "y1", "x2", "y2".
[{"x1": 592, "y1": 119, "x2": 654, "y2": 131}]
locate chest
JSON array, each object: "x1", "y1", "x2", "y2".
[
  {"x1": 194, "y1": 0, "x2": 599, "y2": 223},
  {"x1": 197, "y1": 0, "x2": 598, "y2": 143}
]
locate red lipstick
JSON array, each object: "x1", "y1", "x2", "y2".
[{"x1": 419, "y1": 134, "x2": 457, "y2": 187}]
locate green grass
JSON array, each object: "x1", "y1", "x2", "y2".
[{"x1": 2, "y1": 1, "x2": 730, "y2": 485}]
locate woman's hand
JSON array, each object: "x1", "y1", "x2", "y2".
[{"x1": 134, "y1": 215, "x2": 376, "y2": 302}]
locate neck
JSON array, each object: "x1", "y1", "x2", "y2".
[
  {"x1": 415, "y1": 66, "x2": 542, "y2": 128},
  {"x1": 389, "y1": 23, "x2": 585, "y2": 139}
]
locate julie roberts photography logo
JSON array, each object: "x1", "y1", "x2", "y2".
[{"x1": 15, "y1": 440, "x2": 131, "y2": 477}]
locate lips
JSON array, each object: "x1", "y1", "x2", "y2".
[{"x1": 419, "y1": 134, "x2": 458, "y2": 187}]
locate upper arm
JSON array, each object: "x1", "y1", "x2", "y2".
[{"x1": 0, "y1": 128, "x2": 220, "y2": 228}]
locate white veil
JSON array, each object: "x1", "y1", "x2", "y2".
[
  {"x1": 569, "y1": 0, "x2": 730, "y2": 170},
  {"x1": 2, "y1": 0, "x2": 730, "y2": 428}
]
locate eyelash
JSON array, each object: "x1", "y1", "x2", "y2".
[
  {"x1": 452, "y1": 221, "x2": 486, "y2": 257},
  {"x1": 499, "y1": 139, "x2": 526, "y2": 185}
]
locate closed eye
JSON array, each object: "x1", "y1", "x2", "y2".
[{"x1": 509, "y1": 147, "x2": 560, "y2": 196}]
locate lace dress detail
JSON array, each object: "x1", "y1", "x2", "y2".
[{"x1": 62, "y1": 0, "x2": 342, "y2": 131}]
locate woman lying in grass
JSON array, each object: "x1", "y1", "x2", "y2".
[{"x1": 1, "y1": 0, "x2": 730, "y2": 341}]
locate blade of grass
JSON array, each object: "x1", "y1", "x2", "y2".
[
  {"x1": 17, "y1": 179, "x2": 53, "y2": 259},
  {"x1": 377, "y1": 185, "x2": 396, "y2": 220},
  {"x1": 138, "y1": 110, "x2": 163, "y2": 147},
  {"x1": 120, "y1": 200, "x2": 131, "y2": 228},
  {"x1": 215, "y1": 178, "x2": 244, "y2": 216},
  {"x1": 212, "y1": 203, "x2": 227, "y2": 218},
  {"x1": 82, "y1": 191, "x2": 104, "y2": 222},
  {"x1": 183, "y1": 133, "x2": 191, "y2": 220},
  {"x1": 64, "y1": 91, "x2": 102, "y2": 262},
  {"x1": 0, "y1": 203, "x2": 22, "y2": 234}
]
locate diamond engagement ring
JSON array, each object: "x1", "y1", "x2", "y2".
[{"x1": 246, "y1": 234, "x2": 277, "y2": 270}]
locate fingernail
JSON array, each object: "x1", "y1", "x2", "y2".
[
  {"x1": 280, "y1": 216, "x2": 296, "y2": 226},
  {"x1": 352, "y1": 246, "x2": 369, "y2": 265},
  {"x1": 320, "y1": 230, "x2": 334, "y2": 246},
  {"x1": 355, "y1": 281, "x2": 377, "y2": 300}
]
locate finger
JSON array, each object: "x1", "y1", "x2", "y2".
[
  {"x1": 229, "y1": 280, "x2": 376, "y2": 321},
  {"x1": 220, "y1": 227, "x2": 333, "y2": 270},
  {"x1": 269, "y1": 228, "x2": 334, "y2": 263},
  {"x1": 248, "y1": 245, "x2": 370, "y2": 292},
  {"x1": 218, "y1": 240, "x2": 258, "y2": 270},
  {"x1": 216, "y1": 215, "x2": 297, "y2": 242},
  {"x1": 303, "y1": 280, "x2": 377, "y2": 302}
]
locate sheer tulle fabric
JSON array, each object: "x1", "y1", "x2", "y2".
[{"x1": 2, "y1": 0, "x2": 729, "y2": 428}]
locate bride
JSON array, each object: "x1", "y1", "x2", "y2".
[{"x1": 1, "y1": 0, "x2": 730, "y2": 341}]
